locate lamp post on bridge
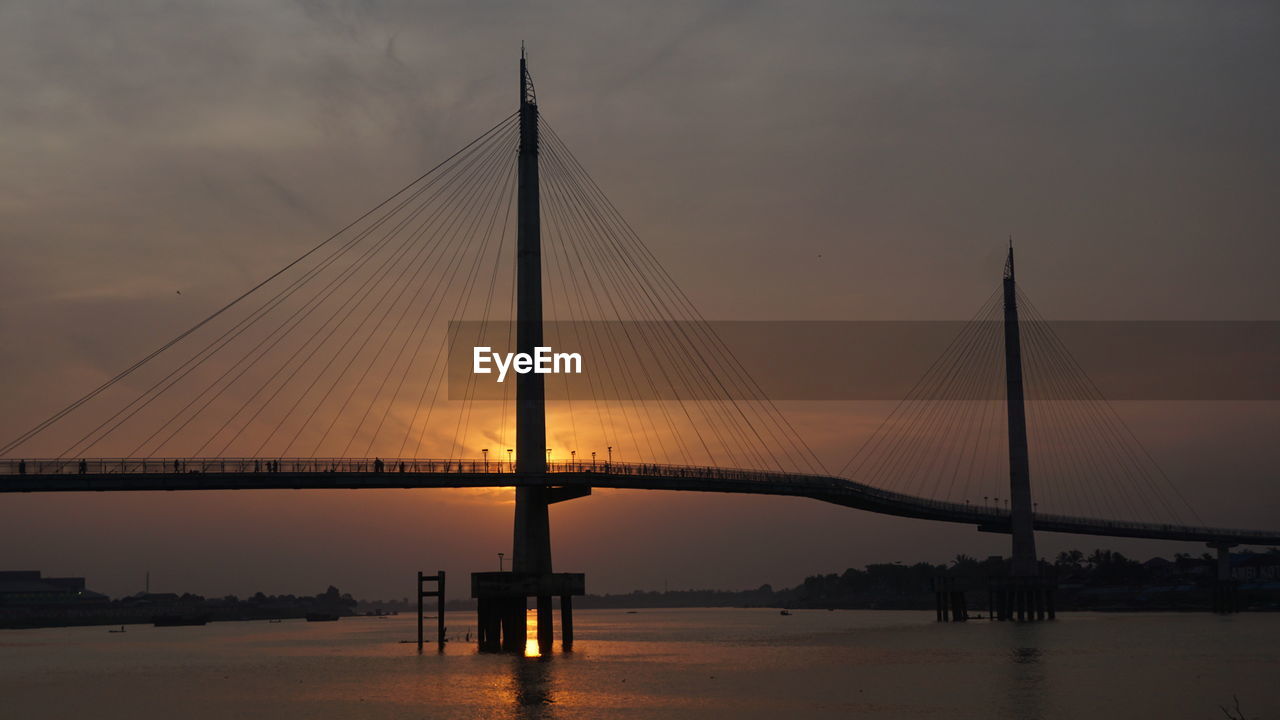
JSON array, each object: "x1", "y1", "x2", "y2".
[
  {"x1": 483, "y1": 448, "x2": 489, "y2": 472},
  {"x1": 507, "y1": 449, "x2": 513, "y2": 472}
]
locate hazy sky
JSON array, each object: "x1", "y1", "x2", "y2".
[{"x1": 1, "y1": 1, "x2": 1278, "y2": 600}]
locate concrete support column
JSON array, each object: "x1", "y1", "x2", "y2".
[
  {"x1": 501, "y1": 599, "x2": 525, "y2": 652},
  {"x1": 477, "y1": 599, "x2": 502, "y2": 652},
  {"x1": 1208, "y1": 542, "x2": 1238, "y2": 614},
  {"x1": 561, "y1": 595, "x2": 574, "y2": 650},
  {"x1": 1211, "y1": 543, "x2": 1233, "y2": 582},
  {"x1": 536, "y1": 595, "x2": 553, "y2": 652}
]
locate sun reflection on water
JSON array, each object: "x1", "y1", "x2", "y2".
[{"x1": 524, "y1": 608, "x2": 541, "y2": 658}]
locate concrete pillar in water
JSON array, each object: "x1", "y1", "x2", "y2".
[
  {"x1": 1209, "y1": 542, "x2": 1238, "y2": 614},
  {"x1": 536, "y1": 595, "x2": 553, "y2": 651},
  {"x1": 478, "y1": 599, "x2": 502, "y2": 652},
  {"x1": 561, "y1": 595, "x2": 574, "y2": 650}
]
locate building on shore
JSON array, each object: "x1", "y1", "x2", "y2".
[{"x1": 0, "y1": 570, "x2": 107, "y2": 606}]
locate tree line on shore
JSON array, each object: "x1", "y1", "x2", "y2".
[{"x1": 348, "y1": 547, "x2": 1279, "y2": 613}]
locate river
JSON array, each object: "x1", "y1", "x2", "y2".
[{"x1": 2, "y1": 608, "x2": 1276, "y2": 718}]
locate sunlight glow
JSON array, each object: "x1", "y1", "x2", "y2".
[{"x1": 524, "y1": 609, "x2": 541, "y2": 658}]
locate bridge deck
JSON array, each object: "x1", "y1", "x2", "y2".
[{"x1": 3, "y1": 458, "x2": 1277, "y2": 546}]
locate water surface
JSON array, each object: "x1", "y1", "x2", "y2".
[{"x1": 2, "y1": 609, "x2": 1276, "y2": 718}]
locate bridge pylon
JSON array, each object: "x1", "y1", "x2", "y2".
[
  {"x1": 1002, "y1": 245, "x2": 1038, "y2": 578},
  {"x1": 471, "y1": 49, "x2": 586, "y2": 654}
]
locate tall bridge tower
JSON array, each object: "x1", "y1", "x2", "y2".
[
  {"x1": 513, "y1": 50, "x2": 554, "y2": 608},
  {"x1": 470, "y1": 51, "x2": 585, "y2": 654},
  {"x1": 1002, "y1": 245, "x2": 1038, "y2": 577}
]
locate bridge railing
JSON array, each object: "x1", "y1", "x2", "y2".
[
  {"x1": 566, "y1": 458, "x2": 1010, "y2": 519},
  {"x1": 4, "y1": 456, "x2": 1275, "y2": 543},
  {"x1": 561, "y1": 460, "x2": 1280, "y2": 542},
  {"x1": 1024, "y1": 509, "x2": 1280, "y2": 542},
  {"x1": 0, "y1": 456, "x2": 1005, "y2": 521},
  {"x1": 0, "y1": 457, "x2": 519, "y2": 476},
  {"x1": 0, "y1": 456, "x2": 863, "y2": 482}
]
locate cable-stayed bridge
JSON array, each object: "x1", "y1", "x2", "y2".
[
  {"x1": 2, "y1": 53, "x2": 1276, "y2": 648},
  {"x1": 6, "y1": 457, "x2": 1277, "y2": 548}
]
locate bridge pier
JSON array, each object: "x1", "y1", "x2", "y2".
[
  {"x1": 472, "y1": 572, "x2": 584, "y2": 654},
  {"x1": 1209, "y1": 542, "x2": 1239, "y2": 614},
  {"x1": 561, "y1": 594, "x2": 574, "y2": 649},
  {"x1": 988, "y1": 566, "x2": 1056, "y2": 623},
  {"x1": 932, "y1": 577, "x2": 970, "y2": 622},
  {"x1": 537, "y1": 594, "x2": 553, "y2": 650}
]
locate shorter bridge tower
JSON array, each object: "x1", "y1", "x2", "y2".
[
  {"x1": 989, "y1": 245, "x2": 1054, "y2": 621},
  {"x1": 1002, "y1": 245, "x2": 1037, "y2": 578}
]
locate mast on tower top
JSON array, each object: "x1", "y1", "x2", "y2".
[{"x1": 520, "y1": 48, "x2": 536, "y2": 106}]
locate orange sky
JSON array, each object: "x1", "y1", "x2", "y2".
[{"x1": 1, "y1": 1, "x2": 1278, "y2": 599}]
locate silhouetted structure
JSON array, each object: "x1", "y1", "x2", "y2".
[
  {"x1": 1, "y1": 51, "x2": 1277, "y2": 632},
  {"x1": 992, "y1": 246, "x2": 1053, "y2": 620},
  {"x1": 1003, "y1": 246, "x2": 1037, "y2": 578},
  {"x1": 417, "y1": 570, "x2": 445, "y2": 651},
  {"x1": 471, "y1": 52, "x2": 586, "y2": 654}
]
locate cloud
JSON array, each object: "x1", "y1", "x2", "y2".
[{"x1": 1, "y1": 0, "x2": 1277, "y2": 598}]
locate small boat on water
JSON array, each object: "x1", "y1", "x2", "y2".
[
  {"x1": 108, "y1": 626, "x2": 126, "y2": 633},
  {"x1": 305, "y1": 612, "x2": 341, "y2": 622},
  {"x1": 779, "y1": 609, "x2": 792, "y2": 616},
  {"x1": 268, "y1": 619, "x2": 283, "y2": 623}
]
